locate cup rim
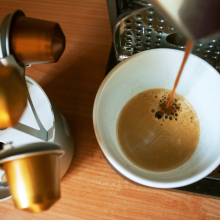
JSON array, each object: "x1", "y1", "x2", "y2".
[{"x1": 93, "y1": 48, "x2": 220, "y2": 188}]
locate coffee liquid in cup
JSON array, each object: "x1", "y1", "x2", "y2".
[{"x1": 116, "y1": 89, "x2": 200, "y2": 172}]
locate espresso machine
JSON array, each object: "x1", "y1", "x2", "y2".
[
  {"x1": 106, "y1": 0, "x2": 220, "y2": 197},
  {"x1": 0, "y1": 10, "x2": 74, "y2": 212}
]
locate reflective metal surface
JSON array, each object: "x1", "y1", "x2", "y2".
[
  {"x1": 0, "y1": 66, "x2": 27, "y2": 129},
  {"x1": 10, "y1": 11, "x2": 65, "y2": 65},
  {"x1": 3, "y1": 153, "x2": 60, "y2": 213},
  {"x1": 113, "y1": 6, "x2": 220, "y2": 71}
]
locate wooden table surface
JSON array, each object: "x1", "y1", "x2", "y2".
[{"x1": 0, "y1": 0, "x2": 220, "y2": 219}]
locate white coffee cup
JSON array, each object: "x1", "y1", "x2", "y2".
[{"x1": 93, "y1": 48, "x2": 220, "y2": 188}]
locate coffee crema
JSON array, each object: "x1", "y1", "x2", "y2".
[{"x1": 116, "y1": 88, "x2": 200, "y2": 172}]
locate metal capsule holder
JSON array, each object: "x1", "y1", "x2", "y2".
[
  {"x1": 113, "y1": 5, "x2": 220, "y2": 71},
  {"x1": 0, "y1": 10, "x2": 68, "y2": 212}
]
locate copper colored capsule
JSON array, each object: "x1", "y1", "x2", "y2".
[
  {"x1": 10, "y1": 15, "x2": 65, "y2": 65},
  {"x1": 0, "y1": 66, "x2": 27, "y2": 129},
  {"x1": 3, "y1": 153, "x2": 60, "y2": 213}
]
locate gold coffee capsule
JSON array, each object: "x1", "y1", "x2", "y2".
[
  {"x1": 10, "y1": 15, "x2": 66, "y2": 65},
  {"x1": 0, "y1": 66, "x2": 27, "y2": 129},
  {"x1": 3, "y1": 153, "x2": 60, "y2": 213}
]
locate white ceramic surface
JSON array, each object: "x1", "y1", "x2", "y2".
[{"x1": 93, "y1": 48, "x2": 220, "y2": 188}]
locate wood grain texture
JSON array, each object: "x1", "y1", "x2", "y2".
[{"x1": 0, "y1": 0, "x2": 220, "y2": 219}]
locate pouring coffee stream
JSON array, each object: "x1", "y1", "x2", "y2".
[{"x1": 166, "y1": 40, "x2": 194, "y2": 109}]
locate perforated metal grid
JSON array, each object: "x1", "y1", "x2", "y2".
[{"x1": 114, "y1": 6, "x2": 220, "y2": 71}]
